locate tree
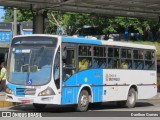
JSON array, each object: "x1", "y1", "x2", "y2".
[
  {"x1": 3, "y1": 8, "x2": 160, "y2": 41},
  {"x1": 3, "y1": 8, "x2": 33, "y2": 22}
]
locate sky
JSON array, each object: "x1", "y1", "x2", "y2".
[{"x1": 0, "y1": 6, "x2": 5, "y2": 22}]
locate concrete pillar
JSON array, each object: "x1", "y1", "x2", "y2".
[{"x1": 33, "y1": 10, "x2": 45, "y2": 34}]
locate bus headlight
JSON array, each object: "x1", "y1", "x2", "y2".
[
  {"x1": 6, "y1": 87, "x2": 13, "y2": 94},
  {"x1": 38, "y1": 87, "x2": 55, "y2": 96}
]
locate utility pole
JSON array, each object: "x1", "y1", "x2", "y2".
[{"x1": 13, "y1": 8, "x2": 17, "y2": 36}]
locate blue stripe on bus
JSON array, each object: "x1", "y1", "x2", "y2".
[
  {"x1": 61, "y1": 69, "x2": 103, "y2": 104},
  {"x1": 7, "y1": 83, "x2": 25, "y2": 97},
  {"x1": 62, "y1": 37, "x2": 102, "y2": 45}
]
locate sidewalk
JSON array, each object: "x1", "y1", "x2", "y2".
[{"x1": 0, "y1": 92, "x2": 13, "y2": 107}]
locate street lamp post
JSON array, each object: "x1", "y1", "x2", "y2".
[{"x1": 13, "y1": 8, "x2": 17, "y2": 36}]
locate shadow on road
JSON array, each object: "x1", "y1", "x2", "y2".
[
  {"x1": 89, "y1": 101, "x2": 154, "y2": 111},
  {"x1": 7, "y1": 101, "x2": 154, "y2": 113}
]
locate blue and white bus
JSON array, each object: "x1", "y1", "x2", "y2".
[{"x1": 5, "y1": 35, "x2": 157, "y2": 111}]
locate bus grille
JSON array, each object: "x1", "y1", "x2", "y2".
[{"x1": 16, "y1": 88, "x2": 36, "y2": 95}]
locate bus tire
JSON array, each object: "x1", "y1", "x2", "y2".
[
  {"x1": 75, "y1": 89, "x2": 89, "y2": 112},
  {"x1": 33, "y1": 103, "x2": 46, "y2": 111},
  {"x1": 121, "y1": 88, "x2": 137, "y2": 108}
]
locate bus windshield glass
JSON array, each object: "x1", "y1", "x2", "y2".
[{"x1": 8, "y1": 36, "x2": 57, "y2": 86}]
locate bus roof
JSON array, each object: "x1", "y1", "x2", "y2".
[
  {"x1": 62, "y1": 36, "x2": 156, "y2": 50},
  {"x1": 13, "y1": 34, "x2": 156, "y2": 50}
]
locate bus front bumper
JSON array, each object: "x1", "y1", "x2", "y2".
[{"x1": 5, "y1": 94, "x2": 60, "y2": 104}]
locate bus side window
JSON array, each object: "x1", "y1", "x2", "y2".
[
  {"x1": 62, "y1": 46, "x2": 76, "y2": 81},
  {"x1": 144, "y1": 50, "x2": 156, "y2": 70},
  {"x1": 78, "y1": 58, "x2": 90, "y2": 71},
  {"x1": 78, "y1": 45, "x2": 92, "y2": 71},
  {"x1": 121, "y1": 59, "x2": 128, "y2": 69},
  {"x1": 108, "y1": 58, "x2": 113, "y2": 68},
  {"x1": 121, "y1": 48, "x2": 132, "y2": 69},
  {"x1": 134, "y1": 60, "x2": 144, "y2": 70}
]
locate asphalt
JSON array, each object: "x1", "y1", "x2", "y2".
[{"x1": 0, "y1": 92, "x2": 160, "y2": 108}]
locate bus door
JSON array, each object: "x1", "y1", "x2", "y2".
[{"x1": 61, "y1": 46, "x2": 77, "y2": 104}]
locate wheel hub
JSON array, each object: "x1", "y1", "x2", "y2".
[
  {"x1": 80, "y1": 95, "x2": 88, "y2": 107},
  {"x1": 128, "y1": 92, "x2": 135, "y2": 104}
]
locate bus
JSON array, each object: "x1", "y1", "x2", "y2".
[
  {"x1": 5, "y1": 35, "x2": 157, "y2": 111},
  {"x1": 0, "y1": 22, "x2": 13, "y2": 64}
]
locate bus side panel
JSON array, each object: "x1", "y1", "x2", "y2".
[
  {"x1": 102, "y1": 69, "x2": 129, "y2": 101},
  {"x1": 137, "y1": 86, "x2": 157, "y2": 99},
  {"x1": 61, "y1": 69, "x2": 103, "y2": 104},
  {"x1": 76, "y1": 69, "x2": 103, "y2": 103},
  {"x1": 61, "y1": 87, "x2": 80, "y2": 104},
  {"x1": 61, "y1": 75, "x2": 79, "y2": 104},
  {"x1": 102, "y1": 69, "x2": 157, "y2": 101}
]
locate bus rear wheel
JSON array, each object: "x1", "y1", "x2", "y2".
[
  {"x1": 118, "y1": 88, "x2": 137, "y2": 108},
  {"x1": 75, "y1": 89, "x2": 89, "y2": 112},
  {"x1": 33, "y1": 103, "x2": 46, "y2": 111},
  {"x1": 126, "y1": 88, "x2": 137, "y2": 108}
]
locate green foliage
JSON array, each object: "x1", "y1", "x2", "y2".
[
  {"x1": 3, "y1": 8, "x2": 33, "y2": 22},
  {"x1": 3, "y1": 9, "x2": 13, "y2": 22},
  {"x1": 3, "y1": 8, "x2": 160, "y2": 39}
]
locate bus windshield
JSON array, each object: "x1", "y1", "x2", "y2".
[{"x1": 8, "y1": 36, "x2": 57, "y2": 86}]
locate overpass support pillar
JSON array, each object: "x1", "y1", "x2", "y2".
[{"x1": 33, "y1": 10, "x2": 45, "y2": 34}]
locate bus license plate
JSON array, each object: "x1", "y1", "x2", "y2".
[{"x1": 20, "y1": 99, "x2": 33, "y2": 103}]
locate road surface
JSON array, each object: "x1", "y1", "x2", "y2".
[{"x1": 0, "y1": 99, "x2": 160, "y2": 117}]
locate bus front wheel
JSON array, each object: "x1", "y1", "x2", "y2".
[
  {"x1": 33, "y1": 103, "x2": 46, "y2": 111},
  {"x1": 75, "y1": 89, "x2": 89, "y2": 112}
]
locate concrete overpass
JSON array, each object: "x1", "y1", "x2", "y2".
[{"x1": 0, "y1": 0, "x2": 160, "y2": 33}]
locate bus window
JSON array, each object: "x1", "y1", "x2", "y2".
[
  {"x1": 93, "y1": 58, "x2": 106, "y2": 69},
  {"x1": 139, "y1": 50, "x2": 144, "y2": 59},
  {"x1": 144, "y1": 50, "x2": 156, "y2": 70},
  {"x1": 121, "y1": 49, "x2": 126, "y2": 58},
  {"x1": 144, "y1": 51, "x2": 152, "y2": 60},
  {"x1": 78, "y1": 57, "x2": 91, "y2": 71},
  {"x1": 62, "y1": 47, "x2": 76, "y2": 81},
  {"x1": 79, "y1": 46, "x2": 91, "y2": 56},
  {"x1": 78, "y1": 45, "x2": 92, "y2": 71},
  {"x1": 108, "y1": 47, "x2": 120, "y2": 69},
  {"x1": 108, "y1": 58, "x2": 113, "y2": 68},
  {"x1": 108, "y1": 48, "x2": 113, "y2": 57},
  {"x1": 133, "y1": 50, "x2": 138, "y2": 59},
  {"x1": 121, "y1": 48, "x2": 132, "y2": 69},
  {"x1": 93, "y1": 46, "x2": 106, "y2": 69},
  {"x1": 121, "y1": 48, "x2": 131, "y2": 58},
  {"x1": 113, "y1": 48, "x2": 120, "y2": 68},
  {"x1": 94, "y1": 47, "x2": 106, "y2": 57},
  {"x1": 134, "y1": 60, "x2": 144, "y2": 70},
  {"x1": 151, "y1": 51, "x2": 156, "y2": 61},
  {"x1": 127, "y1": 49, "x2": 131, "y2": 58},
  {"x1": 113, "y1": 58, "x2": 120, "y2": 69},
  {"x1": 144, "y1": 61, "x2": 155, "y2": 70},
  {"x1": 121, "y1": 59, "x2": 128, "y2": 69},
  {"x1": 114, "y1": 48, "x2": 119, "y2": 58},
  {"x1": 121, "y1": 59, "x2": 132, "y2": 69}
]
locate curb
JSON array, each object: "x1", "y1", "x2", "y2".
[{"x1": 0, "y1": 101, "x2": 13, "y2": 107}]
